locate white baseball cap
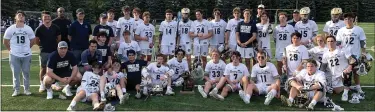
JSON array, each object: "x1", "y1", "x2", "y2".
[
  {"x1": 258, "y1": 4, "x2": 265, "y2": 9},
  {"x1": 181, "y1": 8, "x2": 190, "y2": 14}
]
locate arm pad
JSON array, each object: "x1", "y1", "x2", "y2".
[{"x1": 360, "y1": 40, "x2": 366, "y2": 48}]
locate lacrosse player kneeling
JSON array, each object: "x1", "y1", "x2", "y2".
[
  {"x1": 239, "y1": 51, "x2": 280, "y2": 105},
  {"x1": 141, "y1": 54, "x2": 175, "y2": 96},
  {"x1": 99, "y1": 61, "x2": 128, "y2": 104},
  {"x1": 167, "y1": 49, "x2": 189, "y2": 87},
  {"x1": 281, "y1": 59, "x2": 326, "y2": 110},
  {"x1": 67, "y1": 62, "x2": 104, "y2": 111}
]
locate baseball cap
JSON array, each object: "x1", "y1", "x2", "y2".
[
  {"x1": 293, "y1": 9, "x2": 300, "y2": 13},
  {"x1": 58, "y1": 41, "x2": 68, "y2": 48},
  {"x1": 258, "y1": 4, "x2": 265, "y2": 9},
  {"x1": 122, "y1": 5, "x2": 131, "y2": 11},
  {"x1": 100, "y1": 13, "x2": 107, "y2": 19},
  {"x1": 76, "y1": 8, "x2": 85, "y2": 14}
]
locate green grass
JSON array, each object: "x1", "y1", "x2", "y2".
[{"x1": 1, "y1": 22, "x2": 375, "y2": 111}]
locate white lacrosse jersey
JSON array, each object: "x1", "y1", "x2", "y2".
[
  {"x1": 107, "y1": 20, "x2": 118, "y2": 37},
  {"x1": 135, "y1": 23, "x2": 155, "y2": 49},
  {"x1": 117, "y1": 40, "x2": 140, "y2": 58},
  {"x1": 179, "y1": 20, "x2": 193, "y2": 45},
  {"x1": 256, "y1": 23, "x2": 272, "y2": 49},
  {"x1": 81, "y1": 71, "x2": 100, "y2": 93},
  {"x1": 224, "y1": 63, "x2": 250, "y2": 81},
  {"x1": 103, "y1": 71, "x2": 124, "y2": 85},
  {"x1": 251, "y1": 62, "x2": 279, "y2": 85},
  {"x1": 210, "y1": 19, "x2": 227, "y2": 45},
  {"x1": 295, "y1": 20, "x2": 318, "y2": 43},
  {"x1": 134, "y1": 19, "x2": 144, "y2": 30},
  {"x1": 283, "y1": 44, "x2": 309, "y2": 76},
  {"x1": 336, "y1": 26, "x2": 366, "y2": 58},
  {"x1": 323, "y1": 20, "x2": 345, "y2": 37},
  {"x1": 146, "y1": 62, "x2": 170, "y2": 82},
  {"x1": 117, "y1": 17, "x2": 136, "y2": 42},
  {"x1": 295, "y1": 69, "x2": 326, "y2": 87},
  {"x1": 273, "y1": 24, "x2": 294, "y2": 56},
  {"x1": 226, "y1": 19, "x2": 243, "y2": 46},
  {"x1": 3, "y1": 24, "x2": 35, "y2": 57},
  {"x1": 167, "y1": 58, "x2": 189, "y2": 80},
  {"x1": 190, "y1": 19, "x2": 213, "y2": 45},
  {"x1": 205, "y1": 60, "x2": 227, "y2": 80},
  {"x1": 308, "y1": 46, "x2": 328, "y2": 68},
  {"x1": 159, "y1": 20, "x2": 178, "y2": 46},
  {"x1": 322, "y1": 48, "x2": 352, "y2": 79}
]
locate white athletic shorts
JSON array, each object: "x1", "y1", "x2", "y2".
[
  {"x1": 193, "y1": 44, "x2": 209, "y2": 57},
  {"x1": 76, "y1": 86, "x2": 98, "y2": 102},
  {"x1": 226, "y1": 83, "x2": 242, "y2": 92},
  {"x1": 161, "y1": 45, "x2": 175, "y2": 55},
  {"x1": 179, "y1": 43, "x2": 192, "y2": 55},
  {"x1": 255, "y1": 83, "x2": 271, "y2": 95}
]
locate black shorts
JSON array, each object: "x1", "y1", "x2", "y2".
[
  {"x1": 126, "y1": 79, "x2": 141, "y2": 90},
  {"x1": 55, "y1": 71, "x2": 72, "y2": 78}
]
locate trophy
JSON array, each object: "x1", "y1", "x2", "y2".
[{"x1": 180, "y1": 71, "x2": 195, "y2": 94}]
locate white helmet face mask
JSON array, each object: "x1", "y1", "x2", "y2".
[{"x1": 300, "y1": 7, "x2": 310, "y2": 23}]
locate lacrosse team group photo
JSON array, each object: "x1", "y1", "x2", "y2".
[{"x1": 1, "y1": 0, "x2": 375, "y2": 111}]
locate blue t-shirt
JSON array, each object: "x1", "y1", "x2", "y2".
[
  {"x1": 97, "y1": 44, "x2": 112, "y2": 64},
  {"x1": 47, "y1": 51, "x2": 77, "y2": 74},
  {"x1": 121, "y1": 60, "x2": 148, "y2": 84},
  {"x1": 93, "y1": 24, "x2": 114, "y2": 45},
  {"x1": 236, "y1": 20, "x2": 258, "y2": 48},
  {"x1": 68, "y1": 21, "x2": 92, "y2": 50},
  {"x1": 80, "y1": 49, "x2": 102, "y2": 66}
]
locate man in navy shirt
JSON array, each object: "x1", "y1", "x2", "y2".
[
  {"x1": 93, "y1": 13, "x2": 114, "y2": 46},
  {"x1": 80, "y1": 40, "x2": 102, "y2": 73},
  {"x1": 236, "y1": 9, "x2": 258, "y2": 71},
  {"x1": 43, "y1": 41, "x2": 82, "y2": 99},
  {"x1": 287, "y1": 9, "x2": 300, "y2": 27},
  {"x1": 35, "y1": 11, "x2": 62, "y2": 92},
  {"x1": 97, "y1": 31, "x2": 112, "y2": 68},
  {"x1": 68, "y1": 8, "x2": 92, "y2": 62},
  {"x1": 121, "y1": 50, "x2": 148, "y2": 98},
  {"x1": 52, "y1": 7, "x2": 72, "y2": 49}
]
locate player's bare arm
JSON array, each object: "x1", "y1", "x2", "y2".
[
  {"x1": 244, "y1": 32, "x2": 257, "y2": 45},
  {"x1": 34, "y1": 36, "x2": 41, "y2": 46}
]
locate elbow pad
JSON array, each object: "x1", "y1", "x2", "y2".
[
  {"x1": 336, "y1": 41, "x2": 342, "y2": 46},
  {"x1": 167, "y1": 69, "x2": 175, "y2": 76},
  {"x1": 360, "y1": 40, "x2": 366, "y2": 48}
]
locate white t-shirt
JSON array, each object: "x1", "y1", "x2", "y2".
[
  {"x1": 205, "y1": 60, "x2": 227, "y2": 80},
  {"x1": 336, "y1": 26, "x2": 366, "y2": 57},
  {"x1": 116, "y1": 17, "x2": 136, "y2": 42},
  {"x1": 273, "y1": 24, "x2": 294, "y2": 55},
  {"x1": 146, "y1": 62, "x2": 170, "y2": 82},
  {"x1": 251, "y1": 62, "x2": 279, "y2": 85},
  {"x1": 135, "y1": 23, "x2": 155, "y2": 49},
  {"x1": 190, "y1": 19, "x2": 213, "y2": 45},
  {"x1": 210, "y1": 19, "x2": 227, "y2": 45},
  {"x1": 81, "y1": 71, "x2": 100, "y2": 93},
  {"x1": 178, "y1": 20, "x2": 193, "y2": 45},
  {"x1": 295, "y1": 69, "x2": 326, "y2": 87},
  {"x1": 226, "y1": 19, "x2": 243, "y2": 45},
  {"x1": 322, "y1": 48, "x2": 352, "y2": 79},
  {"x1": 117, "y1": 40, "x2": 140, "y2": 58},
  {"x1": 308, "y1": 46, "x2": 328, "y2": 67},
  {"x1": 224, "y1": 63, "x2": 249, "y2": 81},
  {"x1": 107, "y1": 20, "x2": 118, "y2": 37},
  {"x1": 323, "y1": 20, "x2": 345, "y2": 37},
  {"x1": 159, "y1": 20, "x2": 178, "y2": 46},
  {"x1": 167, "y1": 57, "x2": 189, "y2": 80},
  {"x1": 295, "y1": 20, "x2": 318, "y2": 43},
  {"x1": 3, "y1": 24, "x2": 35, "y2": 57},
  {"x1": 256, "y1": 23, "x2": 272, "y2": 49},
  {"x1": 134, "y1": 18, "x2": 144, "y2": 30},
  {"x1": 283, "y1": 44, "x2": 309, "y2": 76}
]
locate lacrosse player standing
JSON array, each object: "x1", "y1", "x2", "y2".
[
  {"x1": 159, "y1": 9, "x2": 178, "y2": 59},
  {"x1": 308, "y1": 35, "x2": 328, "y2": 69},
  {"x1": 282, "y1": 32, "x2": 309, "y2": 78},
  {"x1": 177, "y1": 8, "x2": 193, "y2": 70},
  {"x1": 135, "y1": 11, "x2": 155, "y2": 61},
  {"x1": 323, "y1": 8, "x2": 345, "y2": 37},
  {"x1": 294, "y1": 7, "x2": 318, "y2": 49},
  {"x1": 210, "y1": 8, "x2": 227, "y2": 51},
  {"x1": 255, "y1": 12, "x2": 273, "y2": 60},
  {"x1": 225, "y1": 7, "x2": 243, "y2": 51},
  {"x1": 117, "y1": 6, "x2": 136, "y2": 42}
]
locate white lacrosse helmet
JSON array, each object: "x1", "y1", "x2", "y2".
[
  {"x1": 331, "y1": 8, "x2": 342, "y2": 15},
  {"x1": 300, "y1": 7, "x2": 310, "y2": 14},
  {"x1": 181, "y1": 8, "x2": 190, "y2": 14}
]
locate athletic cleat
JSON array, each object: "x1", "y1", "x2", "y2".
[
  {"x1": 198, "y1": 85, "x2": 207, "y2": 98},
  {"x1": 281, "y1": 95, "x2": 293, "y2": 107},
  {"x1": 239, "y1": 90, "x2": 247, "y2": 103},
  {"x1": 67, "y1": 105, "x2": 76, "y2": 111},
  {"x1": 120, "y1": 93, "x2": 130, "y2": 104},
  {"x1": 264, "y1": 92, "x2": 275, "y2": 105},
  {"x1": 135, "y1": 92, "x2": 141, "y2": 99},
  {"x1": 341, "y1": 93, "x2": 348, "y2": 101},
  {"x1": 143, "y1": 87, "x2": 149, "y2": 96},
  {"x1": 39, "y1": 84, "x2": 46, "y2": 93},
  {"x1": 93, "y1": 102, "x2": 105, "y2": 111},
  {"x1": 216, "y1": 95, "x2": 225, "y2": 101},
  {"x1": 209, "y1": 88, "x2": 218, "y2": 97},
  {"x1": 11, "y1": 90, "x2": 20, "y2": 97},
  {"x1": 306, "y1": 103, "x2": 315, "y2": 110},
  {"x1": 62, "y1": 86, "x2": 73, "y2": 96},
  {"x1": 24, "y1": 90, "x2": 32, "y2": 96},
  {"x1": 46, "y1": 89, "x2": 53, "y2": 99},
  {"x1": 165, "y1": 88, "x2": 175, "y2": 95}
]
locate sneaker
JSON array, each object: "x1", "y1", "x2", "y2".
[
  {"x1": 341, "y1": 93, "x2": 348, "y2": 101},
  {"x1": 93, "y1": 102, "x2": 105, "y2": 111},
  {"x1": 198, "y1": 85, "x2": 207, "y2": 98},
  {"x1": 67, "y1": 105, "x2": 76, "y2": 111},
  {"x1": 52, "y1": 82, "x2": 62, "y2": 90},
  {"x1": 209, "y1": 88, "x2": 218, "y2": 97},
  {"x1": 306, "y1": 103, "x2": 315, "y2": 110},
  {"x1": 264, "y1": 92, "x2": 275, "y2": 105},
  {"x1": 216, "y1": 95, "x2": 225, "y2": 101},
  {"x1": 11, "y1": 90, "x2": 20, "y2": 97},
  {"x1": 120, "y1": 93, "x2": 130, "y2": 104},
  {"x1": 165, "y1": 88, "x2": 175, "y2": 95},
  {"x1": 46, "y1": 89, "x2": 53, "y2": 99},
  {"x1": 281, "y1": 95, "x2": 293, "y2": 107},
  {"x1": 238, "y1": 90, "x2": 247, "y2": 103},
  {"x1": 143, "y1": 87, "x2": 149, "y2": 96},
  {"x1": 135, "y1": 92, "x2": 141, "y2": 99},
  {"x1": 24, "y1": 90, "x2": 32, "y2": 96},
  {"x1": 62, "y1": 86, "x2": 73, "y2": 96},
  {"x1": 243, "y1": 96, "x2": 250, "y2": 104},
  {"x1": 39, "y1": 84, "x2": 45, "y2": 93}
]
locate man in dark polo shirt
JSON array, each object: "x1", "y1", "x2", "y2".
[
  {"x1": 236, "y1": 8, "x2": 257, "y2": 71},
  {"x1": 44, "y1": 41, "x2": 81, "y2": 99},
  {"x1": 80, "y1": 40, "x2": 102, "y2": 73},
  {"x1": 68, "y1": 8, "x2": 92, "y2": 62},
  {"x1": 53, "y1": 7, "x2": 72, "y2": 49},
  {"x1": 35, "y1": 11, "x2": 62, "y2": 93},
  {"x1": 287, "y1": 9, "x2": 300, "y2": 27},
  {"x1": 121, "y1": 50, "x2": 148, "y2": 98},
  {"x1": 93, "y1": 13, "x2": 114, "y2": 46}
]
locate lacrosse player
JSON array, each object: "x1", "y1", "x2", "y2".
[
  {"x1": 294, "y1": 7, "x2": 318, "y2": 49},
  {"x1": 117, "y1": 6, "x2": 136, "y2": 42},
  {"x1": 93, "y1": 13, "x2": 114, "y2": 46},
  {"x1": 336, "y1": 12, "x2": 367, "y2": 94},
  {"x1": 133, "y1": 7, "x2": 144, "y2": 30},
  {"x1": 239, "y1": 51, "x2": 280, "y2": 105},
  {"x1": 142, "y1": 54, "x2": 175, "y2": 95},
  {"x1": 167, "y1": 49, "x2": 189, "y2": 86},
  {"x1": 117, "y1": 30, "x2": 141, "y2": 63},
  {"x1": 159, "y1": 9, "x2": 178, "y2": 59},
  {"x1": 323, "y1": 8, "x2": 345, "y2": 37},
  {"x1": 308, "y1": 34, "x2": 328, "y2": 69},
  {"x1": 97, "y1": 31, "x2": 112, "y2": 69},
  {"x1": 225, "y1": 7, "x2": 243, "y2": 51},
  {"x1": 135, "y1": 11, "x2": 155, "y2": 61},
  {"x1": 177, "y1": 8, "x2": 193, "y2": 70},
  {"x1": 255, "y1": 12, "x2": 273, "y2": 60},
  {"x1": 67, "y1": 62, "x2": 104, "y2": 111},
  {"x1": 281, "y1": 59, "x2": 326, "y2": 110},
  {"x1": 106, "y1": 9, "x2": 118, "y2": 38},
  {"x1": 274, "y1": 12, "x2": 295, "y2": 76},
  {"x1": 100, "y1": 61, "x2": 128, "y2": 104},
  {"x1": 282, "y1": 32, "x2": 309, "y2": 78},
  {"x1": 197, "y1": 50, "x2": 226, "y2": 98},
  {"x1": 210, "y1": 8, "x2": 227, "y2": 51},
  {"x1": 208, "y1": 51, "x2": 250, "y2": 101}
]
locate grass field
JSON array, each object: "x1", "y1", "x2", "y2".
[{"x1": 1, "y1": 22, "x2": 374, "y2": 111}]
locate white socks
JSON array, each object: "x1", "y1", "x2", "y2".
[
  {"x1": 70, "y1": 101, "x2": 76, "y2": 106},
  {"x1": 270, "y1": 89, "x2": 277, "y2": 97},
  {"x1": 122, "y1": 88, "x2": 126, "y2": 93},
  {"x1": 246, "y1": 94, "x2": 251, "y2": 100},
  {"x1": 343, "y1": 89, "x2": 349, "y2": 95},
  {"x1": 311, "y1": 100, "x2": 317, "y2": 106},
  {"x1": 288, "y1": 97, "x2": 294, "y2": 103}
]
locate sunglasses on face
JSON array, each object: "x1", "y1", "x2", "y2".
[{"x1": 257, "y1": 56, "x2": 265, "y2": 60}]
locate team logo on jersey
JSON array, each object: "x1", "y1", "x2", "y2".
[{"x1": 13, "y1": 31, "x2": 27, "y2": 36}]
